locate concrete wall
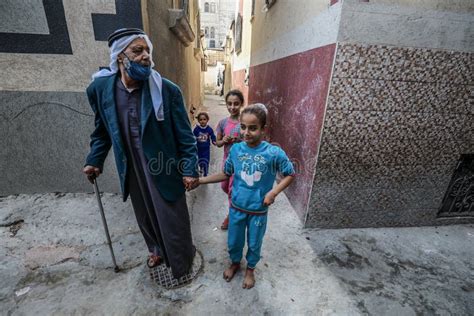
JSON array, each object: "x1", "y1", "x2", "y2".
[
  {"x1": 338, "y1": 0, "x2": 474, "y2": 51},
  {"x1": 247, "y1": 0, "x2": 342, "y2": 220},
  {"x1": 222, "y1": 26, "x2": 234, "y2": 97},
  {"x1": 1, "y1": 0, "x2": 203, "y2": 196},
  {"x1": 203, "y1": 49, "x2": 225, "y2": 94},
  {"x1": 204, "y1": 64, "x2": 224, "y2": 94},
  {"x1": 145, "y1": 0, "x2": 203, "y2": 116},
  {"x1": 307, "y1": 0, "x2": 474, "y2": 227},
  {"x1": 249, "y1": 0, "x2": 340, "y2": 67},
  {"x1": 223, "y1": 59, "x2": 233, "y2": 97},
  {"x1": 231, "y1": 0, "x2": 253, "y2": 102}
]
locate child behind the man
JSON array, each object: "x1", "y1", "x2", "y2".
[
  {"x1": 215, "y1": 89, "x2": 245, "y2": 230},
  {"x1": 195, "y1": 103, "x2": 295, "y2": 289},
  {"x1": 193, "y1": 112, "x2": 216, "y2": 176}
]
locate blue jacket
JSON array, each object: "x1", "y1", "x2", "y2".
[{"x1": 85, "y1": 74, "x2": 198, "y2": 202}]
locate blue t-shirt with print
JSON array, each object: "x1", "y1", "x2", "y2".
[
  {"x1": 193, "y1": 125, "x2": 216, "y2": 151},
  {"x1": 223, "y1": 141, "x2": 295, "y2": 213}
]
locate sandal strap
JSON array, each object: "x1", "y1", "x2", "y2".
[{"x1": 147, "y1": 255, "x2": 162, "y2": 268}]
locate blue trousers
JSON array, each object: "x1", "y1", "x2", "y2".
[
  {"x1": 228, "y1": 207, "x2": 268, "y2": 269},
  {"x1": 197, "y1": 147, "x2": 210, "y2": 176}
]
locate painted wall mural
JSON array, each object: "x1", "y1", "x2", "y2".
[
  {"x1": 0, "y1": 0, "x2": 72, "y2": 54},
  {"x1": 0, "y1": 0, "x2": 144, "y2": 195},
  {"x1": 0, "y1": 0, "x2": 142, "y2": 54}
]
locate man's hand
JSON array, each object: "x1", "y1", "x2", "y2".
[
  {"x1": 263, "y1": 190, "x2": 277, "y2": 206},
  {"x1": 183, "y1": 177, "x2": 199, "y2": 191},
  {"x1": 83, "y1": 165, "x2": 101, "y2": 184}
]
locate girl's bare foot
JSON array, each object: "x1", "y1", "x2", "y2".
[
  {"x1": 223, "y1": 263, "x2": 240, "y2": 282},
  {"x1": 242, "y1": 268, "x2": 255, "y2": 289}
]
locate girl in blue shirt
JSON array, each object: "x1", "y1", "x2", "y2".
[{"x1": 197, "y1": 103, "x2": 295, "y2": 289}]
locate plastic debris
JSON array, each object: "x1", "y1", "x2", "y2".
[{"x1": 15, "y1": 287, "x2": 30, "y2": 297}]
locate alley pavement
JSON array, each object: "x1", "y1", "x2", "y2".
[{"x1": 1, "y1": 95, "x2": 472, "y2": 315}]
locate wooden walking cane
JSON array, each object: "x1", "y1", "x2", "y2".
[{"x1": 93, "y1": 178, "x2": 120, "y2": 273}]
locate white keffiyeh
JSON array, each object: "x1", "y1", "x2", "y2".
[{"x1": 92, "y1": 34, "x2": 164, "y2": 121}]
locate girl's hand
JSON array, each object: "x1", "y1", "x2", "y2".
[
  {"x1": 223, "y1": 135, "x2": 233, "y2": 144},
  {"x1": 263, "y1": 191, "x2": 277, "y2": 206}
]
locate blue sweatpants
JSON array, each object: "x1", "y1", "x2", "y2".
[
  {"x1": 228, "y1": 207, "x2": 268, "y2": 269},
  {"x1": 197, "y1": 147, "x2": 210, "y2": 176}
]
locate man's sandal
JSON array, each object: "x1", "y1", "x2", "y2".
[{"x1": 147, "y1": 254, "x2": 162, "y2": 268}]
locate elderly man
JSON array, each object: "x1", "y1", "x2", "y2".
[{"x1": 83, "y1": 28, "x2": 198, "y2": 279}]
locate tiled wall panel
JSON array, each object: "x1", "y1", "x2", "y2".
[
  {"x1": 333, "y1": 44, "x2": 473, "y2": 84},
  {"x1": 307, "y1": 43, "x2": 474, "y2": 228}
]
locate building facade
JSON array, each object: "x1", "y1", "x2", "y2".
[
  {"x1": 0, "y1": 0, "x2": 204, "y2": 195},
  {"x1": 234, "y1": 0, "x2": 474, "y2": 228},
  {"x1": 229, "y1": 0, "x2": 252, "y2": 102},
  {"x1": 200, "y1": 0, "x2": 235, "y2": 49}
]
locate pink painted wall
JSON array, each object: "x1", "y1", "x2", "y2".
[
  {"x1": 248, "y1": 44, "x2": 336, "y2": 220},
  {"x1": 232, "y1": 69, "x2": 249, "y2": 103}
]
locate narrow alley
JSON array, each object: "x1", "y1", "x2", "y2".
[
  {"x1": 1, "y1": 0, "x2": 473, "y2": 315},
  {"x1": 1, "y1": 95, "x2": 472, "y2": 315}
]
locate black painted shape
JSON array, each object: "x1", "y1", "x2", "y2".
[
  {"x1": 0, "y1": 0, "x2": 72, "y2": 54},
  {"x1": 92, "y1": 0, "x2": 143, "y2": 41},
  {"x1": 438, "y1": 154, "x2": 474, "y2": 217}
]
